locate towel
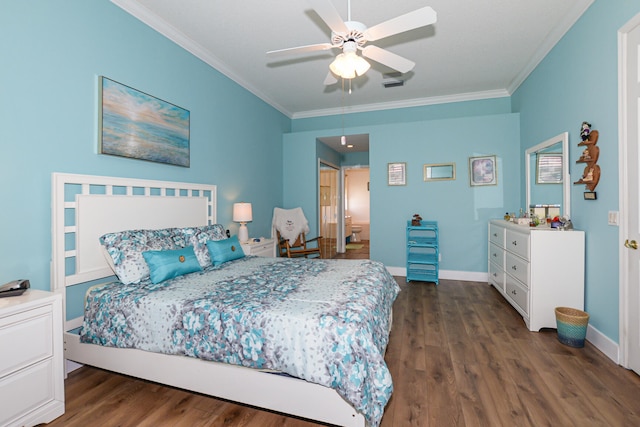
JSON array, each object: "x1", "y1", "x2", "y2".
[{"x1": 272, "y1": 207, "x2": 310, "y2": 245}]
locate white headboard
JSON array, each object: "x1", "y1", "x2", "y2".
[{"x1": 51, "y1": 173, "x2": 217, "y2": 324}]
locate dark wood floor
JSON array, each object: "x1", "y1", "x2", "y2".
[{"x1": 45, "y1": 248, "x2": 640, "y2": 426}]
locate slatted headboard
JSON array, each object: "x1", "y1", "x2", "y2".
[{"x1": 51, "y1": 173, "x2": 217, "y2": 328}]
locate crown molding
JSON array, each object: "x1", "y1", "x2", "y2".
[
  {"x1": 110, "y1": 0, "x2": 292, "y2": 117},
  {"x1": 291, "y1": 89, "x2": 511, "y2": 119}
]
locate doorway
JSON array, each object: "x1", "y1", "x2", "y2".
[
  {"x1": 344, "y1": 167, "x2": 370, "y2": 257},
  {"x1": 316, "y1": 133, "x2": 370, "y2": 257},
  {"x1": 619, "y1": 12, "x2": 640, "y2": 374}
]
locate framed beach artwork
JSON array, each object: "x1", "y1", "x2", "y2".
[
  {"x1": 98, "y1": 76, "x2": 190, "y2": 167},
  {"x1": 468, "y1": 155, "x2": 497, "y2": 186}
]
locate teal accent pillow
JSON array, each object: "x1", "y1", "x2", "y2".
[
  {"x1": 206, "y1": 236, "x2": 245, "y2": 266},
  {"x1": 142, "y1": 246, "x2": 202, "y2": 284}
]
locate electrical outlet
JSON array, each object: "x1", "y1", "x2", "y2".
[
  {"x1": 439, "y1": 253, "x2": 442, "y2": 262},
  {"x1": 608, "y1": 211, "x2": 619, "y2": 226}
]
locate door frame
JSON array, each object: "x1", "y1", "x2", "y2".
[
  {"x1": 618, "y1": 12, "x2": 640, "y2": 368},
  {"x1": 341, "y1": 165, "x2": 370, "y2": 247}
]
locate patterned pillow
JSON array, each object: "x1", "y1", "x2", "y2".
[
  {"x1": 179, "y1": 224, "x2": 227, "y2": 267},
  {"x1": 100, "y1": 228, "x2": 184, "y2": 284},
  {"x1": 142, "y1": 246, "x2": 202, "y2": 284}
]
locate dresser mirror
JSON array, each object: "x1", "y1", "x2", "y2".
[{"x1": 525, "y1": 132, "x2": 570, "y2": 219}]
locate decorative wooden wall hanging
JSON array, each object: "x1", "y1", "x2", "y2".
[{"x1": 574, "y1": 122, "x2": 600, "y2": 193}]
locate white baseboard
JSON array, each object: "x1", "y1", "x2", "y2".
[
  {"x1": 387, "y1": 267, "x2": 488, "y2": 283},
  {"x1": 586, "y1": 323, "x2": 620, "y2": 364},
  {"x1": 439, "y1": 269, "x2": 488, "y2": 282}
]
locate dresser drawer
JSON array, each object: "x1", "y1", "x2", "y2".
[
  {"x1": 0, "y1": 358, "x2": 56, "y2": 427},
  {"x1": 0, "y1": 305, "x2": 53, "y2": 378},
  {"x1": 489, "y1": 223, "x2": 505, "y2": 247},
  {"x1": 488, "y1": 261, "x2": 504, "y2": 291},
  {"x1": 488, "y1": 243, "x2": 504, "y2": 268},
  {"x1": 506, "y1": 229, "x2": 530, "y2": 260},
  {"x1": 505, "y1": 276, "x2": 529, "y2": 315},
  {"x1": 505, "y1": 252, "x2": 529, "y2": 287}
]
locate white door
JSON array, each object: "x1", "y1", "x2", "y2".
[
  {"x1": 319, "y1": 162, "x2": 339, "y2": 259},
  {"x1": 620, "y1": 13, "x2": 640, "y2": 374}
]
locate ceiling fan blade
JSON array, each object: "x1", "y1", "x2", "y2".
[
  {"x1": 307, "y1": 0, "x2": 349, "y2": 34},
  {"x1": 267, "y1": 43, "x2": 335, "y2": 58},
  {"x1": 324, "y1": 71, "x2": 338, "y2": 86},
  {"x1": 362, "y1": 45, "x2": 415, "y2": 73},
  {"x1": 363, "y1": 6, "x2": 437, "y2": 42}
]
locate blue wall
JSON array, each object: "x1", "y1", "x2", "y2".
[
  {"x1": 342, "y1": 151, "x2": 369, "y2": 167},
  {"x1": 513, "y1": 0, "x2": 640, "y2": 341},
  {"x1": 0, "y1": 1, "x2": 289, "y2": 292},
  {"x1": 285, "y1": 113, "x2": 520, "y2": 273}
]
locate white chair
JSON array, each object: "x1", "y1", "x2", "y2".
[{"x1": 272, "y1": 207, "x2": 322, "y2": 258}]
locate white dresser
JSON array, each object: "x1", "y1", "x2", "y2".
[
  {"x1": 0, "y1": 290, "x2": 64, "y2": 426},
  {"x1": 241, "y1": 238, "x2": 276, "y2": 257},
  {"x1": 488, "y1": 220, "x2": 585, "y2": 332}
]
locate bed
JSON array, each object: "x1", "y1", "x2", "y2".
[{"x1": 51, "y1": 173, "x2": 400, "y2": 427}]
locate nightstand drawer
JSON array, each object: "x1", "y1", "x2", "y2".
[
  {"x1": 0, "y1": 359, "x2": 56, "y2": 427},
  {"x1": 241, "y1": 239, "x2": 275, "y2": 257},
  {"x1": 0, "y1": 305, "x2": 53, "y2": 378}
]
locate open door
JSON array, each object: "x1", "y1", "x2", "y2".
[
  {"x1": 620, "y1": 13, "x2": 640, "y2": 375},
  {"x1": 319, "y1": 162, "x2": 339, "y2": 258}
]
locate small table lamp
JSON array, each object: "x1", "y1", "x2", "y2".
[{"x1": 233, "y1": 202, "x2": 252, "y2": 243}]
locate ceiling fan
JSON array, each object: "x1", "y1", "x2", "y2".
[{"x1": 267, "y1": 0, "x2": 437, "y2": 85}]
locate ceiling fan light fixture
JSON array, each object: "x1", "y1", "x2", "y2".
[{"x1": 329, "y1": 44, "x2": 370, "y2": 79}]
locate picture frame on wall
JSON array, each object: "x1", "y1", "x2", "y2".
[
  {"x1": 468, "y1": 155, "x2": 497, "y2": 186},
  {"x1": 388, "y1": 162, "x2": 406, "y2": 186},
  {"x1": 98, "y1": 76, "x2": 191, "y2": 167}
]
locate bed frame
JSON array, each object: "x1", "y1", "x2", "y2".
[{"x1": 51, "y1": 172, "x2": 366, "y2": 427}]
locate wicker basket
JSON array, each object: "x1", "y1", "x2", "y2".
[{"x1": 555, "y1": 307, "x2": 589, "y2": 348}]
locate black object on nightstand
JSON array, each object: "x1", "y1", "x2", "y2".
[{"x1": 0, "y1": 279, "x2": 30, "y2": 297}]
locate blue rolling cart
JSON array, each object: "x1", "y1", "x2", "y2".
[{"x1": 406, "y1": 220, "x2": 439, "y2": 284}]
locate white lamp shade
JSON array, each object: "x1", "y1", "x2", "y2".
[
  {"x1": 233, "y1": 203, "x2": 252, "y2": 222},
  {"x1": 329, "y1": 51, "x2": 370, "y2": 79},
  {"x1": 233, "y1": 203, "x2": 252, "y2": 243}
]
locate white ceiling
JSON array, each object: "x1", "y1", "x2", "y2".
[{"x1": 111, "y1": 0, "x2": 593, "y2": 152}]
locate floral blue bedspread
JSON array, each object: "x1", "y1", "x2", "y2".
[{"x1": 80, "y1": 256, "x2": 400, "y2": 426}]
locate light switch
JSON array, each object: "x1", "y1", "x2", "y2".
[{"x1": 608, "y1": 211, "x2": 619, "y2": 226}]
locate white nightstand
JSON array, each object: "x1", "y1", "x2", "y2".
[
  {"x1": 241, "y1": 238, "x2": 276, "y2": 257},
  {"x1": 0, "y1": 290, "x2": 65, "y2": 427}
]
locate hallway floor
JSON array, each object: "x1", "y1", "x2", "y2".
[{"x1": 332, "y1": 240, "x2": 369, "y2": 259}]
